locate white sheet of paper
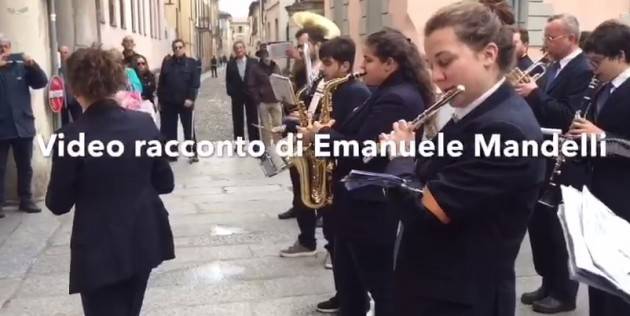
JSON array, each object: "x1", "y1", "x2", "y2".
[
  {"x1": 266, "y1": 42, "x2": 292, "y2": 60},
  {"x1": 269, "y1": 74, "x2": 296, "y2": 105}
]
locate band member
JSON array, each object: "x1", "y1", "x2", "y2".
[
  {"x1": 302, "y1": 28, "x2": 432, "y2": 315},
  {"x1": 226, "y1": 40, "x2": 260, "y2": 143},
  {"x1": 45, "y1": 46, "x2": 175, "y2": 316},
  {"x1": 306, "y1": 36, "x2": 372, "y2": 313},
  {"x1": 278, "y1": 26, "x2": 327, "y2": 258},
  {"x1": 570, "y1": 19, "x2": 630, "y2": 316},
  {"x1": 515, "y1": 14, "x2": 593, "y2": 313},
  {"x1": 382, "y1": 2, "x2": 546, "y2": 315},
  {"x1": 513, "y1": 27, "x2": 533, "y2": 71}
]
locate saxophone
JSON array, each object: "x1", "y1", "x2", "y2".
[{"x1": 292, "y1": 72, "x2": 366, "y2": 209}]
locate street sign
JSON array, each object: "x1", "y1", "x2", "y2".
[{"x1": 48, "y1": 75, "x2": 65, "y2": 113}]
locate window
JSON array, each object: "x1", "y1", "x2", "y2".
[
  {"x1": 119, "y1": 0, "x2": 126, "y2": 29},
  {"x1": 109, "y1": 0, "x2": 116, "y2": 26},
  {"x1": 156, "y1": 0, "x2": 161, "y2": 39},
  {"x1": 275, "y1": 19, "x2": 279, "y2": 41},
  {"x1": 131, "y1": 0, "x2": 136, "y2": 32},
  {"x1": 239, "y1": 26, "x2": 243, "y2": 33}
]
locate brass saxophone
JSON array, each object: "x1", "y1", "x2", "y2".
[{"x1": 292, "y1": 71, "x2": 366, "y2": 209}]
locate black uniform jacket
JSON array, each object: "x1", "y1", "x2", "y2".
[
  {"x1": 319, "y1": 71, "x2": 425, "y2": 244},
  {"x1": 45, "y1": 99, "x2": 175, "y2": 294},
  {"x1": 387, "y1": 83, "x2": 546, "y2": 314},
  {"x1": 585, "y1": 77, "x2": 630, "y2": 222}
]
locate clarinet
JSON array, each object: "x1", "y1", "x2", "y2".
[{"x1": 537, "y1": 76, "x2": 601, "y2": 209}]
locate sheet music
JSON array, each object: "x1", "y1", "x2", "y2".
[
  {"x1": 558, "y1": 185, "x2": 630, "y2": 302},
  {"x1": 269, "y1": 74, "x2": 297, "y2": 105},
  {"x1": 307, "y1": 79, "x2": 326, "y2": 115},
  {"x1": 266, "y1": 41, "x2": 292, "y2": 60}
]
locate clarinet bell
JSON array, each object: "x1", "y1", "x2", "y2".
[{"x1": 537, "y1": 183, "x2": 562, "y2": 210}]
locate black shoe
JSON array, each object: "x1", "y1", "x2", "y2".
[
  {"x1": 19, "y1": 200, "x2": 41, "y2": 213},
  {"x1": 532, "y1": 296, "x2": 576, "y2": 314},
  {"x1": 521, "y1": 286, "x2": 547, "y2": 305},
  {"x1": 189, "y1": 156, "x2": 199, "y2": 164},
  {"x1": 316, "y1": 295, "x2": 339, "y2": 313},
  {"x1": 0, "y1": 206, "x2": 5, "y2": 218},
  {"x1": 278, "y1": 208, "x2": 296, "y2": 220}
]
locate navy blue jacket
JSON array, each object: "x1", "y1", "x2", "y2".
[
  {"x1": 585, "y1": 78, "x2": 630, "y2": 222},
  {"x1": 387, "y1": 83, "x2": 545, "y2": 314},
  {"x1": 319, "y1": 71, "x2": 425, "y2": 243},
  {"x1": 45, "y1": 99, "x2": 175, "y2": 294},
  {"x1": 517, "y1": 55, "x2": 533, "y2": 71},
  {"x1": 526, "y1": 52, "x2": 593, "y2": 189},
  {"x1": 0, "y1": 54, "x2": 48, "y2": 140},
  {"x1": 157, "y1": 54, "x2": 201, "y2": 106}
]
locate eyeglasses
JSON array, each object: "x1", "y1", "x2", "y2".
[
  {"x1": 544, "y1": 34, "x2": 568, "y2": 42},
  {"x1": 137, "y1": 62, "x2": 146, "y2": 65}
]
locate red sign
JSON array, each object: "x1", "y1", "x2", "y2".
[{"x1": 48, "y1": 75, "x2": 65, "y2": 113}]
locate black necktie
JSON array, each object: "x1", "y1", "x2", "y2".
[
  {"x1": 545, "y1": 62, "x2": 560, "y2": 92},
  {"x1": 595, "y1": 83, "x2": 613, "y2": 119}
]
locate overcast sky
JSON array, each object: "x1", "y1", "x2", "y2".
[{"x1": 219, "y1": 0, "x2": 253, "y2": 19}]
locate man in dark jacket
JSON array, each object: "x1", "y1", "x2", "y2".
[
  {"x1": 157, "y1": 39, "x2": 201, "y2": 163},
  {"x1": 226, "y1": 40, "x2": 260, "y2": 142},
  {"x1": 514, "y1": 27, "x2": 534, "y2": 71},
  {"x1": 0, "y1": 35, "x2": 48, "y2": 217},
  {"x1": 515, "y1": 14, "x2": 593, "y2": 314},
  {"x1": 247, "y1": 49, "x2": 281, "y2": 150},
  {"x1": 122, "y1": 36, "x2": 144, "y2": 73}
]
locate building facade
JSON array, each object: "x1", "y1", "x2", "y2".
[
  {"x1": 231, "y1": 18, "x2": 251, "y2": 55},
  {"x1": 218, "y1": 11, "x2": 233, "y2": 58},
  {"x1": 325, "y1": 0, "x2": 630, "y2": 70}
]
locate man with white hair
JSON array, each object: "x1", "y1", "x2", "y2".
[
  {"x1": 515, "y1": 14, "x2": 593, "y2": 314},
  {"x1": 0, "y1": 34, "x2": 49, "y2": 218}
]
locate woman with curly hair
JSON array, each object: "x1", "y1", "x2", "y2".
[{"x1": 45, "y1": 46, "x2": 175, "y2": 316}]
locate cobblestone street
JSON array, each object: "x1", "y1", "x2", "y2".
[{"x1": 0, "y1": 69, "x2": 588, "y2": 315}]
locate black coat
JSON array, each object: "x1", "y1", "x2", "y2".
[
  {"x1": 140, "y1": 71, "x2": 157, "y2": 103},
  {"x1": 585, "y1": 78, "x2": 630, "y2": 222},
  {"x1": 319, "y1": 71, "x2": 424, "y2": 244},
  {"x1": 387, "y1": 83, "x2": 546, "y2": 315},
  {"x1": 157, "y1": 55, "x2": 201, "y2": 106},
  {"x1": 226, "y1": 57, "x2": 258, "y2": 100},
  {"x1": 246, "y1": 60, "x2": 281, "y2": 104},
  {"x1": 0, "y1": 54, "x2": 48, "y2": 140},
  {"x1": 526, "y1": 52, "x2": 593, "y2": 188},
  {"x1": 45, "y1": 99, "x2": 175, "y2": 294},
  {"x1": 517, "y1": 55, "x2": 533, "y2": 71}
]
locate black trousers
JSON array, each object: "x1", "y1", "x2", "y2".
[
  {"x1": 0, "y1": 138, "x2": 34, "y2": 203},
  {"x1": 80, "y1": 270, "x2": 151, "y2": 316},
  {"x1": 230, "y1": 95, "x2": 259, "y2": 141},
  {"x1": 589, "y1": 286, "x2": 630, "y2": 316},
  {"x1": 335, "y1": 237, "x2": 394, "y2": 316},
  {"x1": 527, "y1": 201, "x2": 578, "y2": 302},
  {"x1": 160, "y1": 103, "x2": 197, "y2": 155},
  {"x1": 290, "y1": 166, "x2": 317, "y2": 250},
  {"x1": 211, "y1": 67, "x2": 218, "y2": 78}
]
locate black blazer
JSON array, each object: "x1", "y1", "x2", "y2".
[
  {"x1": 387, "y1": 83, "x2": 546, "y2": 314},
  {"x1": 526, "y1": 52, "x2": 593, "y2": 188},
  {"x1": 585, "y1": 78, "x2": 630, "y2": 222},
  {"x1": 226, "y1": 57, "x2": 258, "y2": 99},
  {"x1": 45, "y1": 99, "x2": 175, "y2": 294},
  {"x1": 320, "y1": 71, "x2": 425, "y2": 243},
  {"x1": 526, "y1": 52, "x2": 593, "y2": 130},
  {"x1": 517, "y1": 55, "x2": 533, "y2": 71}
]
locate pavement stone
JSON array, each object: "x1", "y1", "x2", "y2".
[{"x1": 0, "y1": 70, "x2": 590, "y2": 316}]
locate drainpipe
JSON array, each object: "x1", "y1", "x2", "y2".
[{"x1": 48, "y1": 0, "x2": 59, "y2": 75}]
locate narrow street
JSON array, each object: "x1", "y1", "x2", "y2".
[{"x1": 0, "y1": 69, "x2": 588, "y2": 315}]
